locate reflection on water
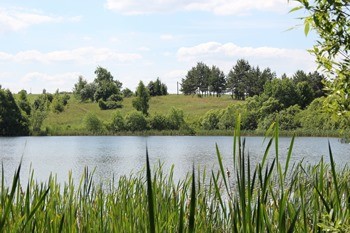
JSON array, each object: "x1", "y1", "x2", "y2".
[{"x1": 0, "y1": 136, "x2": 349, "y2": 185}]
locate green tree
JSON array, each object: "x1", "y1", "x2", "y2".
[
  {"x1": 133, "y1": 81, "x2": 150, "y2": 115},
  {"x1": 263, "y1": 78, "x2": 300, "y2": 108},
  {"x1": 122, "y1": 88, "x2": 133, "y2": 98},
  {"x1": 227, "y1": 59, "x2": 251, "y2": 100},
  {"x1": 209, "y1": 66, "x2": 226, "y2": 97},
  {"x1": 73, "y1": 76, "x2": 87, "y2": 100},
  {"x1": 147, "y1": 78, "x2": 168, "y2": 96},
  {"x1": 17, "y1": 89, "x2": 31, "y2": 116},
  {"x1": 181, "y1": 62, "x2": 211, "y2": 96},
  {"x1": 0, "y1": 88, "x2": 29, "y2": 136},
  {"x1": 93, "y1": 67, "x2": 123, "y2": 109},
  {"x1": 293, "y1": 0, "x2": 350, "y2": 117},
  {"x1": 80, "y1": 83, "x2": 97, "y2": 102}
]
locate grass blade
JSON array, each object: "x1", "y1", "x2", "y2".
[
  {"x1": 146, "y1": 147, "x2": 156, "y2": 233},
  {"x1": 215, "y1": 143, "x2": 231, "y2": 198},
  {"x1": 284, "y1": 134, "x2": 295, "y2": 179},
  {"x1": 328, "y1": 141, "x2": 341, "y2": 205},
  {"x1": 188, "y1": 165, "x2": 196, "y2": 233}
]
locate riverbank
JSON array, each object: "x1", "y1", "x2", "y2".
[{"x1": 38, "y1": 128, "x2": 342, "y2": 138}]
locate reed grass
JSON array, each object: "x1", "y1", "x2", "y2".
[{"x1": 1, "y1": 118, "x2": 350, "y2": 232}]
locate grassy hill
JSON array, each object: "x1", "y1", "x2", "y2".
[{"x1": 37, "y1": 94, "x2": 238, "y2": 134}]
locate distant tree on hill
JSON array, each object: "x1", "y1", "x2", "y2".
[
  {"x1": 209, "y1": 66, "x2": 226, "y2": 97},
  {"x1": 73, "y1": 76, "x2": 87, "y2": 100},
  {"x1": 227, "y1": 59, "x2": 251, "y2": 100},
  {"x1": 181, "y1": 62, "x2": 211, "y2": 96},
  {"x1": 72, "y1": 67, "x2": 123, "y2": 109},
  {"x1": 133, "y1": 81, "x2": 150, "y2": 115},
  {"x1": 147, "y1": 78, "x2": 168, "y2": 96}
]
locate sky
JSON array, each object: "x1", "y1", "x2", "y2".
[{"x1": 0, "y1": 0, "x2": 318, "y2": 94}]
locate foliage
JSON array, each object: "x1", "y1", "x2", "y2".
[
  {"x1": 218, "y1": 105, "x2": 236, "y2": 130},
  {"x1": 17, "y1": 90, "x2": 31, "y2": 116},
  {"x1": 209, "y1": 65, "x2": 226, "y2": 97},
  {"x1": 133, "y1": 81, "x2": 150, "y2": 115},
  {"x1": 73, "y1": 67, "x2": 123, "y2": 108},
  {"x1": 109, "y1": 111, "x2": 125, "y2": 132},
  {"x1": 181, "y1": 62, "x2": 211, "y2": 95},
  {"x1": 293, "y1": 0, "x2": 350, "y2": 119},
  {"x1": 149, "y1": 113, "x2": 169, "y2": 131},
  {"x1": 258, "y1": 105, "x2": 302, "y2": 130},
  {"x1": 167, "y1": 107, "x2": 185, "y2": 130},
  {"x1": 84, "y1": 113, "x2": 104, "y2": 134},
  {"x1": 147, "y1": 78, "x2": 168, "y2": 96},
  {"x1": 201, "y1": 109, "x2": 221, "y2": 130},
  {"x1": 122, "y1": 88, "x2": 133, "y2": 98},
  {"x1": 98, "y1": 100, "x2": 123, "y2": 110},
  {"x1": 73, "y1": 75, "x2": 87, "y2": 100},
  {"x1": 78, "y1": 82, "x2": 96, "y2": 102},
  {"x1": 263, "y1": 78, "x2": 300, "y2": 108},
  {"x1": 51, "y1": 94, "x2": 64, "y2": 113},
  {"x1": 0, "y1": 88, "x2": 29, "y2": 136},
  {"x1": 227, "y1": 59, "x2": 275, "y2": 100},
  {"x1": 125, "y1": 111, "x2": 148, "y2": 131}
]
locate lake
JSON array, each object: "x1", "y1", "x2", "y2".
[{"x1": 0, "y1": 136, "x2": 349, "y2": 185}]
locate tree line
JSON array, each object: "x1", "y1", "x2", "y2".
[{"x1": 181, "y1": 60, "x2": 326, "y2": 103}]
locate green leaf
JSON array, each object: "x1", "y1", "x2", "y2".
[{"x1": 289, "y1": 5, "x2": 303, "y2": 13}]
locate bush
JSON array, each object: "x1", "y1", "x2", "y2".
[
  {"x1": 201, "y1": 109, "x2": 221, "y2": 130},
  {"x1": 51, "y1": 96, "x2": 64, "y2": 113},
  {"x1": 84, "y1": 113, "x2": 104, "y2": 134},
  {"x1": 98, "y1": 100, "x2": 123, "y2": 110},
  {"x1": 122, "y1": 88, "x2": 133, "y2": 98},
  {"x1": 218, "y1": 105, "x2": 236, "y2": 130},
  {"x1": 62, "y1": 94, "x2": 70, "y2": 106},
  {"x1": 167, "y1": 107, "x2": 185, "y2": 130},
  {"x1": 150, "y1": 113, "x2": 169, "y2": 130},
  {"x1": 109, "y1": 111, "x2": 125, "y2": 132},
  {"x1": 258, "y1": 105, "x2": 301, "y2": 130},
  {"x1": 125, "y1": 111, "x2": 148, "y2": 132}
]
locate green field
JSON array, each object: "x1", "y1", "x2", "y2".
[{"x1": 38, "y1": 94, "x2": 238, "y2": 134}]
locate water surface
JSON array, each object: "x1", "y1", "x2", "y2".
[{"x1": 0, "y1": 136, "x2": 349, "y2": 185}]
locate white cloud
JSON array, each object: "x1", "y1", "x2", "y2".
[
  {"x1": 0, "y1": 47, "x2": 142, "y2": 64},
  {"x1": 177, "y1": 42, "x2": 316, "y2": 75},
  {"x1": 0, "y1": 7, "x2": 81, "y2": 32},
  {"x1": 105, "y1": 0, "x2": 293, "y2": 15},
  {"x1": 160, "y1": 34, "x2": 174, "y2": 40},
  {"x1": 138, "y1": 46, "x2": 151, "y2": 51},
  {"x1": 19, "y1": 72, "x2": 81, "y2": 93}
]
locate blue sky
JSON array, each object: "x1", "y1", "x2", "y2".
[{"x1": 0, "y1": 0, "x2": 317, "y2": 93}]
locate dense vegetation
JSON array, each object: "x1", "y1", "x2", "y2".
[
  {"x1": 0, "y1": 62, "x2": 348, "y2": 137},
  {"x1": 1, "y1": 123, "x2": 350, "y2": 232}
]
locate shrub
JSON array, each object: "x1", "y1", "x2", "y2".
[
  {"x1": 150, "y1": 113, "x2": 169, "y2": 130},
  {"x1": 98, "y1": 100, "x2": 123, "y2": 110},
  {"x1": 167, "y1": 107, "x2": 185, "y2": 130},
  {"x1": 201, "y1": 109, "x2": 221, "y2": 130},
  {"x1": 218, "y1": 105, "x2": 236, "y2": 130},
  {"x1": 51, "y1": 96, "x2": 64, "y2": 113},
  {"x1": 84, "y1": 113, "x2": 103, "y2": 134},
  {"x1": 125, "y1": 111, "x2": 148, "y2": 131},
  {"x1": 110, "y1": 111, "x2": 125, "y2": 132}
]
